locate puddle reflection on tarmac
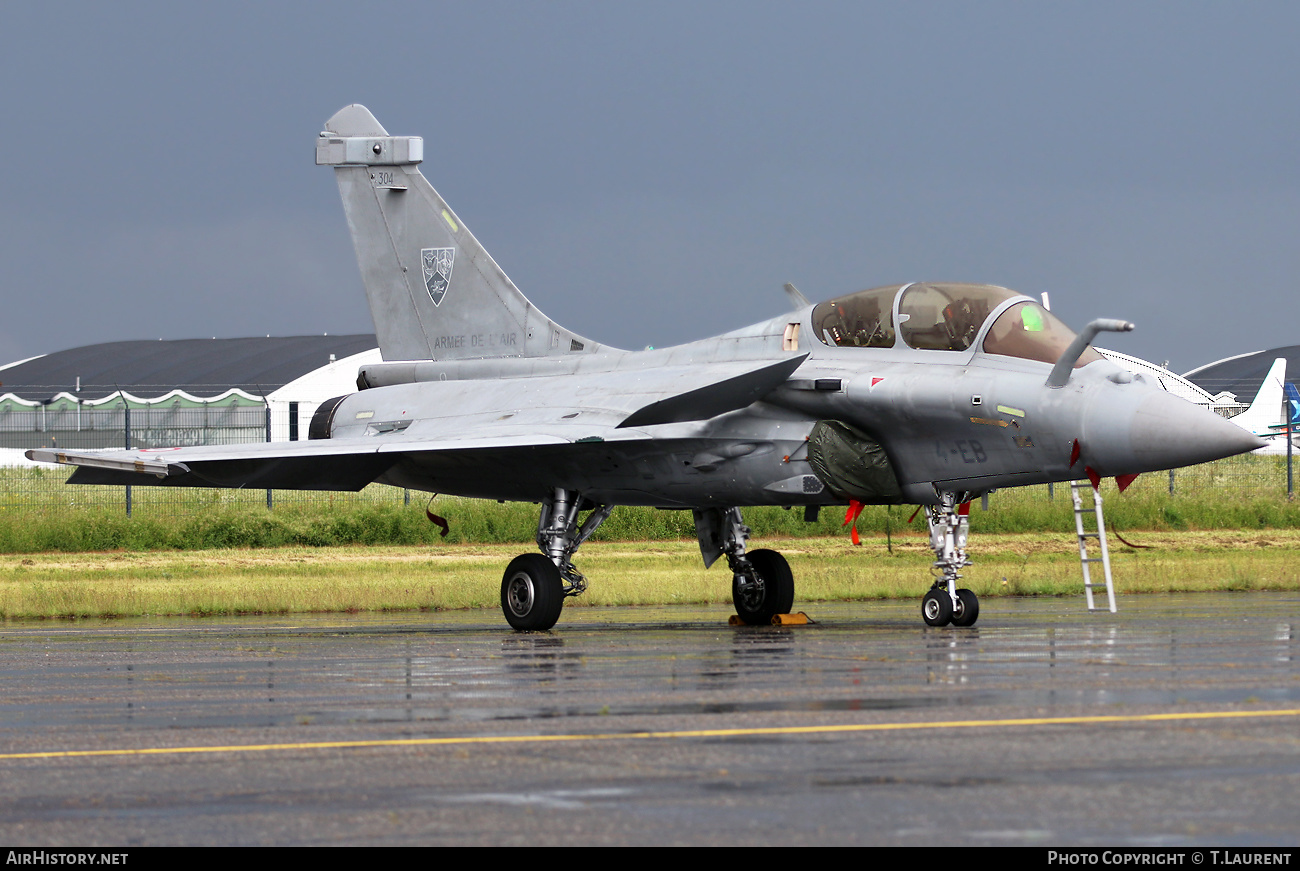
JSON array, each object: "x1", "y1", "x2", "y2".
[{"x1": 2, "y1": 593, "x2": 1296, "y2": 732}]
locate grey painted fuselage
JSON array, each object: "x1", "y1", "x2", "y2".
[{"x1": 337, "y1": 298, "x2": 1257, "y2": 509}]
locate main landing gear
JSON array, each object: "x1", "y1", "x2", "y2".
[
  {"x1": 501, "y1": 488, "x2": 613, "y2": 631},
  {"x1": 500, "y1": 497, "x2": 798, "y2": 631},
  {"x1": 733, "y1": 549, "x2": 795, "y2": 625},
  {"x1": 695, "y1": 507, "x2": 795, "y2": 625},
  {"x1": 922, "y1": 492, "x2": 980, "y2": 628}
]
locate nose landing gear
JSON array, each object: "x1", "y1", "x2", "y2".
[{"x1": 922, "y1": 493, "x2": 980, "y2": 628}]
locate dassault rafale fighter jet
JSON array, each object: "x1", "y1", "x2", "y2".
[{"x1": 29, "y1": 105, "x2": 1264, "y2": 631}]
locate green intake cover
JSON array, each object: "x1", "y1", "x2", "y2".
[{"x1": 807, "y1": 419, "x2": 904, "y2": 503}]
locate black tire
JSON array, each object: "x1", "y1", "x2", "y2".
[
  {"x1": 501, "y1": 554, "x2": 565, "y2": 631},
  {"x1": 732, "y1": 549, "x2": 795, "y2": 625},
  {"x1": 950, "y1": 588, "x2": 980, "y2": 627},
  {"x1": 922, "y1": 588, "x2": 953, "y2": 627}
]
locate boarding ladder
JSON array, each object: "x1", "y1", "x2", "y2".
[{"x1": 1070, "y1": 481, "x2": 1117, "y2": 613}]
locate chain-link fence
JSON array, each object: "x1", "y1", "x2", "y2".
[
  {"x1": 1, "y1": 403, "x2": 415, "y2": 516},
  {"x1": 990, "y1": 449, "x2": 1295, "y2": 505},
  {"x1": 0, "y1": 401, "x2": 268, "y2": 452},
  {"x1": 0, "y1": 463, "x2": 414, "y2": 516},
  {"x1": 2, "y1": 448, "x2": 1294, "y2": 519}
]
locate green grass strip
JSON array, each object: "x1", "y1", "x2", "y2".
[{"x1": 3, "y1": 532, "x2": 1298, "y2": 619}]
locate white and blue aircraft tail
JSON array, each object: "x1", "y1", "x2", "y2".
[{"x1": 1227, "y1": 358, "x2": 1288, "y2": 439}]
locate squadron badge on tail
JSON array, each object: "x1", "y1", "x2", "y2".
[{"x1": 421, "y1": 247, "x2": 455, "y2": 306}]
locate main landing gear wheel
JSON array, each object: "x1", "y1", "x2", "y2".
[
  {"x1": 501, "y1": 553, "x2": 565, "y2": 631},
  {"x1": 732, "y1": 549, "x2": 795, "y2": 625},
  {"x1": 921, "y1": 588, "x2": 952, "y2": 627},
  {"x1": 950, "y1": 588, "x2": 980, "y2": 627}
]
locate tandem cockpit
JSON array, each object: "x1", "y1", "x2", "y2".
[{"x1": 811, "y1": 282, "x2": 1104, "y2": 369}]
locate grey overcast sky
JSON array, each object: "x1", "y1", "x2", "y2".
[{"x1": 1, "y1": 1, "x2": 1296, "y2": 373}]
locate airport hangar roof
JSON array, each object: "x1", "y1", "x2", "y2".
[
  {"x1": 0, "y1": 335, "x2": 378, "y2": 402},
  {"x1": 1184, "y1": 345, "x2": 1300, "y2": 404}
]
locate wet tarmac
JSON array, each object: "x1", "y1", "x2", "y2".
[{"x1": 1, "y1": 592, "x2": 1298, "y2": 846}]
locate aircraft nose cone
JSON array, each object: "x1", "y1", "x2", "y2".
[{"x1": 1127, "y1": 390, "x2": 1266, "y2": 471}]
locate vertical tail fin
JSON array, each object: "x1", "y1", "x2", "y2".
[
  {"x1": 1229, "y1": 357, "x2": 1287, "y2": 436},
  {"x1": 317, "y1": 104, "x2": 603, "y2": 361}
]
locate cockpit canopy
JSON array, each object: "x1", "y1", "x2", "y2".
[
  {"x1": 812, "y1": 284, "x2": 900, "y2": 349},
  {"x1": 811, "y1": 282, "x2": 1102, "y2": 368}
]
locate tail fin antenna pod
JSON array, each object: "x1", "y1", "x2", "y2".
[{"x1": 317, "y1": 104, "x2": 601, "y2": 362}]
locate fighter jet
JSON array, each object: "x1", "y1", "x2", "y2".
[{"x1": 27, "y1": 105, "x2": 1264, "y2": 631}]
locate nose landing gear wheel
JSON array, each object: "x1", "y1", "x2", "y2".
[
  {"x1": 921, "y1": 588, "x2": 953, "y2": 627},
  {"x1": 501, "y1": 553, "x2": 565, "y2": 631},
  {"x1": 732, "y1": 549, "x2": 795, "y2": 625},
  {"x1": 950, "y1": 588, "x2": 980, "y2": 627}
]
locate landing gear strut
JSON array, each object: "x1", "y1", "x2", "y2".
[
  {"x1": 922, "y1": 492, "x2": 980, "y2": 628},
  {"x1": 501, "y1": 489, "x2": 613, "y2": 631}
]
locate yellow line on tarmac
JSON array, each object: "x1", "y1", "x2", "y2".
[{"x1": 4, "y1": 708, "x2": 1298, "y2": 762}]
